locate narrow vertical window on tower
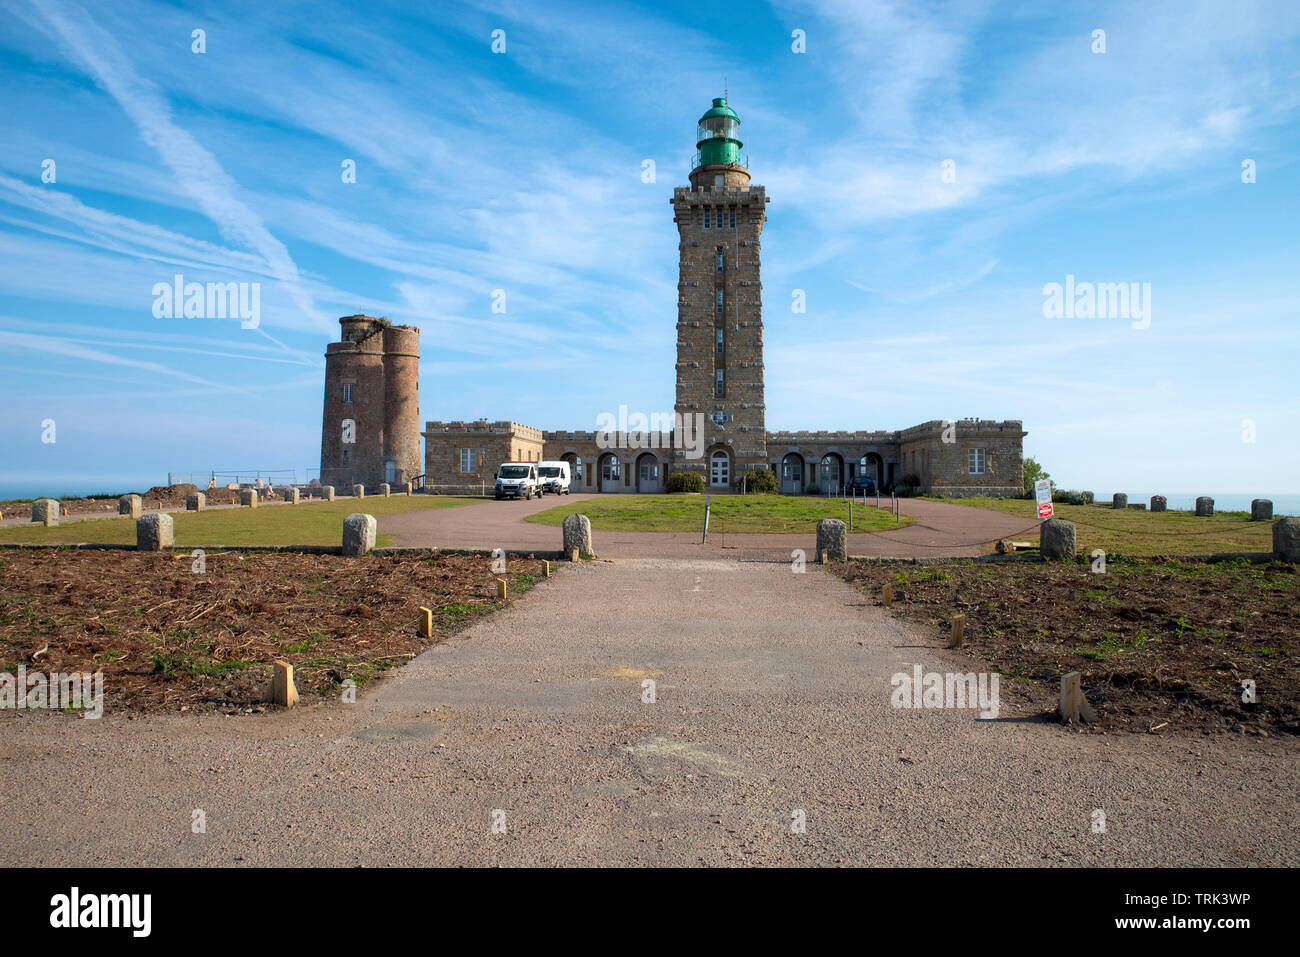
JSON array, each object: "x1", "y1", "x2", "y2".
[
  {"x1": 716, "y1": 248, "x2": 724, "y2": 272},
  {"x1": 729, "y1": 208, "x2": 736, "y2": 228},
  {"x1": 716, "y1": 328, "x2": 724, "y2": 354},
  {"x1": 716, "y1": 368, "x2": 725, "y2": 397},
  {"x1": 703, "y1": 210, "x2": 711, "y2": 229},
  {"x1": 342, "y1": 383, "x2": 354, "y2": 403},
  {"x1": 716, "y1": 288, "x2": 724, "y2": 316}
]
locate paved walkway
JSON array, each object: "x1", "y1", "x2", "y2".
[
  {"x1": 2, "y1": 559, "x2": 1294, "y2": 866},
  {"x1": 383, "y1": 493, "x2": 1040, "y2": 559}
]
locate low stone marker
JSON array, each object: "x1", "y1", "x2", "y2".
[
  {"x1": 402, "y1": 482, "x2": 413, "y2": 495},
  {"x1": 353, "y1": 484, "x2": 365, "y2": 498},
  {"x1": 1150, "y1": 495, "x2": 1167, "y2": 512},
  {"x1": 1059, "y1": 671, "x2": 1095, "y2": 724},
  {"x1": 1195, "y1": 496, "x2": 1214, "y2": 517},
  {"x1": 137, "y1": 513, "x2": 173, "y2": 551},
  {"x1": 816, "y1": 518, "x2": 848, "y2": 562},
  {"x1": 321, "y1": 485, "x2": 335, "y2": 502},
  {"x1": 342, "y1": 513, "x2": 376, "y2": 556},
  {"x1": 1251, "y1": 499, "x2": 1273, "y2": 522},
  {"x1": 119, "y1": 494, "x2": 142, "y2": 518},
  {"x1": 1111, "y1": 493, "x2": 1127, "y2": 509},
  {"x1": 566, "y1": 546, "x2": 580, "y2": 563},
  {"x1": 186, "y1": 492, "x2": 205, "y2": 511},
  {"x1": 283, "y1": 488, "x2": 300, "y2": 505},
  {"x1": 417, "y1": 607, "x2": 433, "y2": 638},
  {"x1": 379, "y1": 483, "x2": 391, "y2": 497},
  {"x1": 240, "y1": 488, "x2": 258, "y2": 508},
  {"x1": 562, "y1": 513, "x2": 593, "y2": 557},
  {"x1": 882, "y1": 582, "x2": 894, "y2": 607},
  {"x1": 263, "y1": 660, "x2": 299, "y2": 707},
  {"x1": 495, "y1": 578, "x2": 508, "y2": 600},
  {"x1": 31, "y1": 498, "x2": 58, "y2": 527},
  {"x1": 541, "y1": 560, "x2": 550, "y2": 578},
  {"x1": 949, "y1": 613, "x2": 966, "y2": 649},
  {"x1": 1039, "y1": 518, "x2": 1076, "y2": 561},
  {"x1": 1274, "y1": 517, "x2": 1300, "y2": 563}
]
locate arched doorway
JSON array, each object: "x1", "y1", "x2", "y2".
[
  {"x1": 709, "y1": 449, "x2": 731, "y2": 488},
  {"x1": 781, "y1": 453, "x2": 804, "y2": 494},
  {"x1": 598, "y1": 453, "x2": 621, "y2": 493},
  {"x1": 819, "y1": 453, "x2": 844, "y2": 495},
  {"x1": 636, "y1": 453, "x2": 661, "y2": 493},
  {"x1": 561, "y1": 452, "x2": 581, "y2": 486},
  {"x1": 858, "y1": 453, "x2": 882, "y2": 488}
]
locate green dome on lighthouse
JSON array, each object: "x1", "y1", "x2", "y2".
[{"x1": 693, "y1": 96, "x2": 745, "y2": 171}]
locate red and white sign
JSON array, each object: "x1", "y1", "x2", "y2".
[{"x1": 1035, "y1": 478, "x2": 1054, "y2": 519}]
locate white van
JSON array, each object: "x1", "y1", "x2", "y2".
[
  {"x1": 537, "y1": 461, "x2": 571, "y2": 495},
  {"x1": 494, "y1": 462, "x2": 539, "y2": 500}
]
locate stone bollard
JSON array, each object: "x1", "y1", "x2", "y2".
[
  {"x1": 119, "y1": 494, "x2": 142, "y2": 518},
  {"x1": 240, "y1": 488, "x2": 258, "y2": 508},
  {"x1": 263, "y1": 660, "x2": 299, "y2": 707},
  {"x1": 379, "y1": 483, "x2": 391, "y2": 497},
  {"x1": 1111, "y1": 493, "x2": 1127, "y2": 509},
  {"x1": 816, "y1": 518, "x2": 848, "y2": 562},
  {"x1": 31, "y1": 498, "x2": 58, "y2": 527},
  {"x1": 1059, "y1": 672, "x2": 1095, "y2": 724},
  {"x1": 562, "y1": 513, "x2": 593, "y2": 557},
  {"x1": 1195, "y1": 496, "x2": 1214, "y2": 517},
  {"x1": 1039, "y1": 518, "x2": 1077, "y2": 560},
  {"x1": 1251, "y1": 499, "x2": 1273, "y2": 522},
  {"x1": 283, "y1": 488, "x2": 300, "y2": 505},
  {"x1": 321, "y1": 485, "x2": 335, "y2": 502},
  {"x1": 186, "y1": 492, "x2": 205, "y2": 512},
  {"x1": 1274, "y1": 517, "x2": 1300, "y2": 563},
  {"x1": 353, "y1": 484, "x2": 365, "y2": 499},
  {"x1": 342, "y1": 513, "x2": 376, "y2": 556},
  {"x1": 137, "y1": 513, "x2": 173, "y2": 551},
  {"x1": 402, "y1": 482, "x2": 413, "y2": 496},
  {"x1": 1150, "y1": 495, "x2": 1167, "y2": 512}
]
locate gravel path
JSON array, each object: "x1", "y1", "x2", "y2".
[
  {"x1": 2, "y1": 557, "x2": 1293, "y2": 866},
  {"x1": 384, "y1": 493, "x2": 1038, "y2": 559}
]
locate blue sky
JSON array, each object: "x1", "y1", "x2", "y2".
[{"x1": 1, "y1": 0, "x2": 1297, "y2": 497}]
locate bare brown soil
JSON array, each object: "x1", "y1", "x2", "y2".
[
  {"x1": 0, "y1": 549, "x2": 549, "y2": 715},
  {"x1": 837, "y1": 558, "x2": 1299, "y2": 737}
]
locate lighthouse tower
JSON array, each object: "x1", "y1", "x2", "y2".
[
  {"x1": 671, "y1": 97, "x2": 768, "y2": 488},
  {"x1": 320, "y1": 315, "x2": 421, "y2": 489}
]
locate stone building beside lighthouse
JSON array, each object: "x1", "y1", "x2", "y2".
[{"x1": 337, "y1": 97, "x2": 1025, "y2": 497}]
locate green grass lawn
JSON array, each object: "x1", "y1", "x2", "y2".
[
  {"x1": 525, "y1": 493, "x2": 912, "y2": 534},
  {"x1": 924, "y1": 495, "x2": 1278, "y2": 556},
  {"x1": 0, "y1": 495, "x2": 479, "y2": 547}
]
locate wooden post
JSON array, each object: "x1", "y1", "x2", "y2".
[
  {"x1": 882, "y1": 582, "x2": 893, "y2": 607},
  {"x1": 495, "y1": 578, "x2": 508, "y2": 600},
  {"x1": 417, "y1": 607, "x2": 433, "y2": 638},
  {"x1": 949, "y1": 613, "x2": 965, "y2": 648},
  {"x1": 541, "y1": 560, "x2": 550, "y2": 578},
  {"x1": 567, "y1": 546, "x2": 579, "y2": 562},
  {"x1": 1059, "y1": 671, "x2": 1096, "y2": 724},
  {"x1": 820, "y1": 549, "x2": 828, "y2": 565},
  {"x1": 263, "y1": 660, "x2": 299, "y2": 707}
]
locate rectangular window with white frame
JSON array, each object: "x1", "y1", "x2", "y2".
[
  {"x1": 968, "y1": 447, "x2": 986, "y2": 475},
  {"x1": 459, "y1": 448, "x2": 475, "y2": 473}
]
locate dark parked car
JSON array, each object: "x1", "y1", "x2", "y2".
[{"x1": 847, "y1": 475, "x2": 877, "y2": 496}]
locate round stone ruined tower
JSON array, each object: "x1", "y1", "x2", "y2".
[{"x1": 321, "y1": 315, "x2": 421, "y2": 489}]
